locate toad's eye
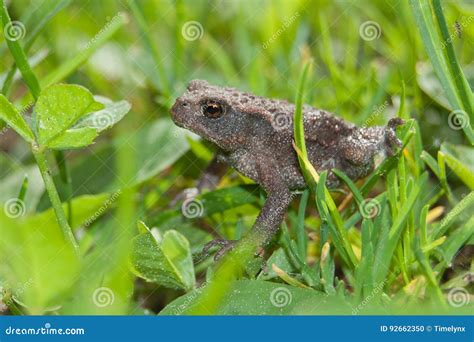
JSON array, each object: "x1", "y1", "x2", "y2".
[{"x1": 201, "y1": 101, "x2": 225, "y2": 118}]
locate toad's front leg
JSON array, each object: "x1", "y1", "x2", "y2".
[
  {"x1": 248, "y1": 168, "x2": 293, "y2": 247},
  {"x1": 200, "y1": 160, "x2": 293, "y2": 260}
]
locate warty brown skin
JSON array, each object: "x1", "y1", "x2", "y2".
[{"x1": 171, "y1": 79, "x2": 403, "y2": 259}]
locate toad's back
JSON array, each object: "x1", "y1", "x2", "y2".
[{"x1": 171, "y1": 79, "x2": 403, "y2": 190}]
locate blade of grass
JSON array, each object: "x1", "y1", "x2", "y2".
[
  {"x1": 373, "y1": 173, "x2": 426, "y2": 284},
  {"x1": 355, "y1": 219, "x2": 374, "y2": 301},
  {"x1": 296, "y1": 190, "x2": 309, "y2": 261},
  {"x1": 315, "y1": 171, "x2": 353, "y2": 267},
  {"x1": 410, "y1": 0, "x2": 474, "y2": 144},
  {"x1": 431, "y1": 0, "x2": 473, "y2": 118},
  {"x1": 1, "y1": 0, "x2": 72, "y2": 96},
  {"x1": 414, "y1": 235, "x2": 446, "y2": 307},
  {"x1": 41, "y1": 12, "x2": 128, "y2": 88},
  {"x1": 437, "y1": 151, "x2": 454, "y2": 204},
  {"x1": 420, "y1": 150, "x2": 440, "y2": 178},
  {"x1": 293, "y1": 59, "x2": 314, "y2": 187},
  {"x1": 419, "y1": 204, "x2": 429, "y2": 248},
  {"x1": 292, "y1": 61, "x2": 357, "y2": 268},
  {"x1": 128, "y1": 1, "x2": 170, "y2": 99},
  {"x1": 17, "y1": 175, "x2": 28, "y2": 202},
  {"x1": 0, "y1": 1, "x2": 40, "y2": 99},
  {"x1": 434, "y1": 191, "x2": 474, "y2": 238},
  {"x1": 332, "y1": 169, "x2": 364, "y2": 205}
]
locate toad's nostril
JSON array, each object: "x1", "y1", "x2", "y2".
[{"x1": 181, "y1": 102, "x2": 189, "y2": 107}]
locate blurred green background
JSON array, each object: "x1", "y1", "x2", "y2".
[{"x1": 0, "y1": 0, "x2": 473, "y2": 315}]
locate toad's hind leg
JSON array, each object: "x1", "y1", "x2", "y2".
[{"x1": 339, "y1": 118, "x2": 404, "y2": 166}]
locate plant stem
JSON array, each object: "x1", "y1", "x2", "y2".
[
  {"x1": 1, "y1": 1, "x2": 76, "y2": 233},
  {"x1": 32, "y1": 148, "x2": 79, "y2": 253},
  {"x1": 54, "y1": 150, "x2": 73, "y2": 225}
]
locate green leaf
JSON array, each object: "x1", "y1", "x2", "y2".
[
  {"x1": 73, "y1": 96, "x2": 131, "y2": 132},
  {"x1": 150, "y1": 184, "x2": 260, "y2": 227},
  {"x1": 130, "y1": 227, "x2": 195, "y2": 291},
  {"x1": 47, "y1": 127, "x2": 99, "y2": 150},
  {"x1": 0, "y1": 94, "x2": 34, "y2": 142},
  {"x1": 35, "y1": 84, "x2": 104, "y2": 146},
  {"x1": 0, "y1": 194, "x2": 108, "y2": 313},
  {"x1": 159, "y1": 280, "x2": 350, "y2": 315},
  {"x1": 257, "y1": 248, "x2": 297, "y2": 281}
]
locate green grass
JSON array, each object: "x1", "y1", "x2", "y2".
[{"x1": 0, "y1": 0, "x2": 473, "y2": 315}]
